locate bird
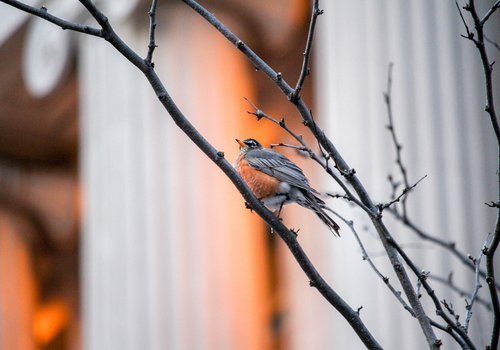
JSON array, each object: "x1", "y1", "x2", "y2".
[{"x1": 234, "y1": 138, "x2": 340, "y2": 236}]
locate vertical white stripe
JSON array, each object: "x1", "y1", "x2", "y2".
[{"x1": 308, "y1": 0, "x2": 499, "y2": 349}]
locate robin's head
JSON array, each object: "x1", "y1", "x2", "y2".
[{"x1": 236, "y1": 138, "x2": 263, "y2": 153}]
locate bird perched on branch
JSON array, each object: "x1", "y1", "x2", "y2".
[{"x1": 235, "y1": 138, "x2": 340, "y2": 236}]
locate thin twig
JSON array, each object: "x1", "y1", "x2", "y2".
[
  {"x1": 480, "y1": 0, "x2": 500, "y2": 25},
  {"x1": 378, "y1": 175, "x2": 427, "y2": 213},
  {"x1": 389, "y1": 209, "x2": 499, "y2": 289},
  {"x1": 416, "y1": 271, "x2": 429, "y2": 299},
  {"x1": 145, "y1": 0, "x2": 159, "y2": 66},
  {"x1": 463, "y1": 234, "x2": 491, "y2": 333},
  {"x1": 329, "y1": 210, "x2": 416, "y2": 317},
  {"x1": 290, "y1": 0, "x2": 322, "y2": 102},
  {"x1": 270, "y1": 142, "x2": 311, "y2": 156},
  {"x1": 442, "y1": 299, "x2": 462, "y2": 327},
  {"x1": 456, "y1": 2, "x2": 474, "y2": 41},
  {"x1": 386, "y1": 235, "x2": 477, "y2": 349},
  {"x1": 384, "y1": 62, "x2": 412, "y2": 218},
  {"x1": 0, "y1": 0, "x2": 103, "y2": 37},
  {"x1": 429, "y1": 318, "x2": 467, "y2": 349},
  {"x1": 484, "y1": 35, "x2": 500, "y2": 52},
  {"x1": 428, "y1": 273, "x2": 492, "y2": 311}
]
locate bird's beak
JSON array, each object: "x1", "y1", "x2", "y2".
[{"x1": 235, "y1": 139, "x2": 246, "y2": 149}]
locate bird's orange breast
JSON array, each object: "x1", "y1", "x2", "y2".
[{"x1": 235, "y1": 155, "x2": 280, "y2": 199}]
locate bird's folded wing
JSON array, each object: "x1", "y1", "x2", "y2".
[{"x1": 246, "y1": 149, "x2": 318, "y2": 194}]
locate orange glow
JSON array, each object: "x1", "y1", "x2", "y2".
[{"x1": 32, "y1": 300, "x2": 69, "y2": 346}]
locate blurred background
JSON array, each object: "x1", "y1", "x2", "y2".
[{"x1": 0, "y1": 0, "x2": 499, "y2": 349}]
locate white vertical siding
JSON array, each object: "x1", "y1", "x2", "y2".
[
  {"x1": 79, "y1": 4, "x2": 272, "y2": 350},
  {"x1": 283, "y1": 1, "x2": 500, "y2": 349}
]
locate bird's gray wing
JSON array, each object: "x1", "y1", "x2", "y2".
[{"x1": 245, "y1": 149, "x2": 318, "y2": 193}]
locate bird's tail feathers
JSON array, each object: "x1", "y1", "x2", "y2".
[{"x1": 300, "y1": 193, "x2": 341, "y2": 237}]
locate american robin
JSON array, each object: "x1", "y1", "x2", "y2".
[{"x1": 235, "y1": 138, "x2": 340, "y2": 236}]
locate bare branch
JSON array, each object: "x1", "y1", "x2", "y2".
[
  {"x1": 385, "y1": 234, "x2": 476, "y2": 349},
  {"x1": 463, "y1": 234, "x2": 491, "y2": 333},
  {"x1": 330, "y1": 210, "x2": 416, "y2": 317},
  {"x1": 429, "y1": 318, "x2": 467, "y2": 349},
  {"x1": 429, "y1": 273, "x2": 492, "y2": 311},
  {"x1": 484, "y1": 34, "x2": 500, "y2": 52},
  {"x1": 486, "y1": 200, "x2": 500, "y2": 208},
  {"x1": 480, "y1": 0, "x2": 500, "y2": 25},
  {"x1": 389, "y1": 209, "x2": 499, "y2": 289},
  {"x1": 269, "y1": 142, "x2": 311, "y2": 156},
  {"x1": 290, "y1": 0, "x2": 322, "y2": 102},
  {"x1": 441, "y1": 299, "x2": 462, "y2": 328},
  {"x1": 378, "y1": 175, "x2": 427, "y2": 213},
  {"x1": 461, "y1": 1, "x2": 500, "y2": 348},
  {"x1": 463, "y1": 0, "x2": 499, "y2": 140},
  {"x1": 456, "y1": 2, "x2": 475, "y2": 42},
  {"x1": 383, "y1": 63, "x2": 413, "y2": 217},
  {"x1": 0, "y1": 0, "x2": 103, "y2": 37},
  {"x1": 145, "y1": 0, "x2": 159, "y2": 66}
]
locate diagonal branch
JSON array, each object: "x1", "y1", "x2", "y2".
[
  {"x1": 290, "y1": 0, "x2": 322, "y2": 102},
  {"x1": 0, "y1": 0, "x2": 103, "y2": 37},
  {"x1": 386, "y1": 235, "x2": 476, "y2": 349},
  {"x1": 331, "y1": 210, "x2": 415, "y2": 317},
  {"x1": 480, "y1": 0, "x2": 500, "y2": 25}
]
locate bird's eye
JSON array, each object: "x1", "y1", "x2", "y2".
[{"x1": 245, "y1": 139, "x2": 258, "y2": 147}]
